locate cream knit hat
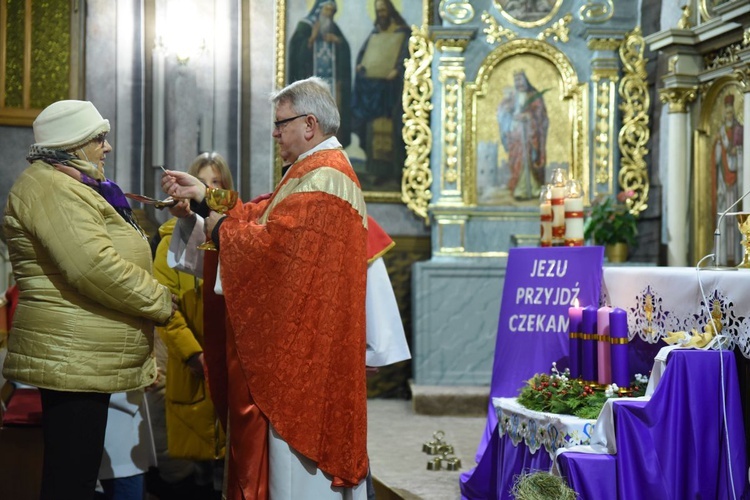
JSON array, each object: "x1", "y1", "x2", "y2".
[{"x1": 32, "y1": 100, "x2": 110, "y2": 150}]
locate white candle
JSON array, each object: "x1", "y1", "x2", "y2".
[
  {"x1": 564, "y1": 197, "x2": 584, "y2": 246},
  {"x1": 540, "y1": 201, "x2": 552, "y2": 246},
  {"x1": 551, "y1": 185, "x2": 566, "y2": 244}
]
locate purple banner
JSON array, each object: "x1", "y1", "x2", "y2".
[{"x1": 461, "y1": 246, "x2": 603, "y2": 499}]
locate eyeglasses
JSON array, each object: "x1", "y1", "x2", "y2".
[
  {"x1": 94, "y1": 133, "x2": 108, "y2": 145},
  {"x1": 273, "y1": 114, "x2": 308, "y2": 131}
]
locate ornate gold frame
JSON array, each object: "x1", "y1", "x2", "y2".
[
  {"x1": 275, "y1": 0, "x2": 432, "y2": 203},
  {"x1": 493, "y1": 0, "x2": 563, "y2": 29},
  {"x1": 464, "y1": 38, "x2": 588, "y2": 207},
  {"x1": 694, "y1": 75, "x2": 743, "y2": 263},
  {"x1": 0, "y1": 0, "x2": 84, "y2": 126}
]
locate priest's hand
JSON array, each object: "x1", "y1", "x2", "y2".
[{"x1": 161, "y1": 169, "x2": 206, "y2": 202}]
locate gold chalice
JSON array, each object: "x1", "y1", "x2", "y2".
[
  {"x1": 736, "y1": 213, "x2": 750, "y2": 268},
  {"x1": 197, "y1": 188, "x2": 239, "y2": 251}
]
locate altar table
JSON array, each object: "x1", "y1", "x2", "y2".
[
  {"x1": 461, "y1": 265, "x2": 750, "y2": 499},
  {"x1": 462, "y1": 349, "x2": 747, "y2": 499}
]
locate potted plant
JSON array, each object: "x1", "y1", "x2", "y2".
[{"x1": 584, "y1": 190, "x2": 638, "y2": 262}]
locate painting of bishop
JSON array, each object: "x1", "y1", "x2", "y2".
[{"x1": 711, "y1": 92, "x2": 744, "y2": 266}]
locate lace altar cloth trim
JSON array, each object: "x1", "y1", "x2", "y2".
[{"x1": 494, "y1": 397, "x2": 596, "y2": 458}]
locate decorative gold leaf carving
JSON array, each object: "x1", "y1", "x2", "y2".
[
  {"x1": 402, "y1": 26, "x2": 434, "y2": 223},
  {"x1": 618, "y1": 27, "x2": 650, "y2": 214},
  {"x1": 481, "y1": 11, "x2": 516, "y2": 45},
  {"x1": 439, "y1": 0, "x2": 475, "y2": 25},
  {"x1": 537, "y1": 14, "x2": 572, "y2": 43},
  {"x1": 579, "y1": 0, "x2": 614, "y2": 24}
]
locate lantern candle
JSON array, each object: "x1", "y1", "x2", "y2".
[
  {"x1": 540, "y1": 184, "x2": 552, "y2": 247},
  {"x1": 568, "y1": 299, "x2": 583, "y2": 378},
  {"x1": 610, "y1": 308, "x2": 630, "y2": 387},
  {"x1": 597, "y1": 306, "x2": 612, "y2": 385},
  {"x1": 581, "y1": 305, "x2": 598, "y2": 382},
  {"x1": 564, "y1": 179, "x2": 584, "y2": 246}
]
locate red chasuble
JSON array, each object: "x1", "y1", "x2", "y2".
[{"x1": 218, "y1": 148, "x2": 369, "y2": 495}]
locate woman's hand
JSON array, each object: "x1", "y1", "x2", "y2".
[{"x1": 161, "y1": 170, "x2": 206, "y2": 202}]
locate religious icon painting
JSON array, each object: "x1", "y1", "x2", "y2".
[
  {"x1": 694, "y1": 78, "x2": 744, "y2": 266},
  {"x1": 471, "y1": 49, "x2": 582, "y2": 208},
  {"x1": 493, "y1": 0, "x2": 563, "y2": 28},
  {"x1": 279, "y1": 0, "x2": 427, "y2": 202}
]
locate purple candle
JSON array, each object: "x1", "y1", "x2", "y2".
[
  {"x1": 610, "y1": 307, "x2": 630, "y2": 387},
  {"x1": 582, "y1": 305, "x2": 598, "y2": 382},
  {"x1": 568, "y1": 301, "x2": 583, "y2": 378},
  {"x1": 597, "y1": 306, "x2": 612, "y2": 385}
]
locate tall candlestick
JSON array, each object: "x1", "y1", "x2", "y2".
[
  {"x1": 568, "y1": 300, "x2": 583, "y2": 378},
  {"x1": 581, "y1": 306, "x2": 598, "y2": 382},
  {"x1": 597, "y1": 306, "x2": 612, "y2": 385},
  {"x1": 610, "y1": 308, "x2": 630, "y2": 387}
]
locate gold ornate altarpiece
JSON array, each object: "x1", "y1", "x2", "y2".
[{"x1": 400, "y1": 4, "x2": 650, "y2": 257}]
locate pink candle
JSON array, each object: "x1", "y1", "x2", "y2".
[{"x1": 597, "y1": 306, "x2": 612, "y2": 385}]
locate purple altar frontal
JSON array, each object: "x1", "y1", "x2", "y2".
[{"x1": 461, "y1": 349, "x2": 748, "y2": 499}]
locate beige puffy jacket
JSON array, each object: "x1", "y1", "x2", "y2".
[{"x1": 2, "y1": 160, "x2": 173, "y2": 392}]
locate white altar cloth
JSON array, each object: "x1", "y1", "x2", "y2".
[{"x1": 602, "y1": 266, "x2": 750, "y2": 358}]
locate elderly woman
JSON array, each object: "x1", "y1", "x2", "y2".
[{"x1": 3, "y1": 100, "x2": 174, "y2": 500}]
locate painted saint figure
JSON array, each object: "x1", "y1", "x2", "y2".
[
  {"x1": 351, "y1": 0, "x2": 410, "y2": 186},
  {"x1": 497, "y1": 70, "x2": 549, "y2": 201},
  {"x1": 712, "y1": 93, "x2": 744, "y2": 265},
  {"x1": 288, "y1": 0, "x2": 351, "y2": 147}
]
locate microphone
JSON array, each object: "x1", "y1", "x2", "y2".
[{"x1": 711, "y1": 188, "x2": 750, "y2": 269}]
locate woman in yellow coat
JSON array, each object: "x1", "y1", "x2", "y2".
[{"x1": 153, "y1": 152, "x2": 232, "y2": 495}]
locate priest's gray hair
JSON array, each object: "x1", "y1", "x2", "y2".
[{"x1": 271, "y1": 76, "x2": 340, "y2": 136}]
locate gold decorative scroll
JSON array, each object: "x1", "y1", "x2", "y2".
[
  {"x1": 736, "y1": 67, "x2": 750, "y2": 91},
  {"x1": 579, "y1": 0, "x2": 614, "y2": 24},
  {"x1": 703, "y1": 43, "x2": 743, "y2": 72},
  {"x1": 402, "y1": 25, "x2": 434, "y2": 222},
  {"x1": 537, "y1": 14, "x2": 573, "y2": 43},
  {"x1": 439, "y1": 0, "x2": 475, "y2": 25},
  {"x1": 481, "y1": 11, "x2": 516, "y2": 45},
  {"x1": 618, "y1": 27, "x2": 650, "y2": 214}
]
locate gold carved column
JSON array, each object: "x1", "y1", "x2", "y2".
[
  {"x1": 431, "y1": 28, "x2": 475, "y2": 255},
  {"x1": 587, "y1": 36, "x2": 621, "y2": 196}
]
